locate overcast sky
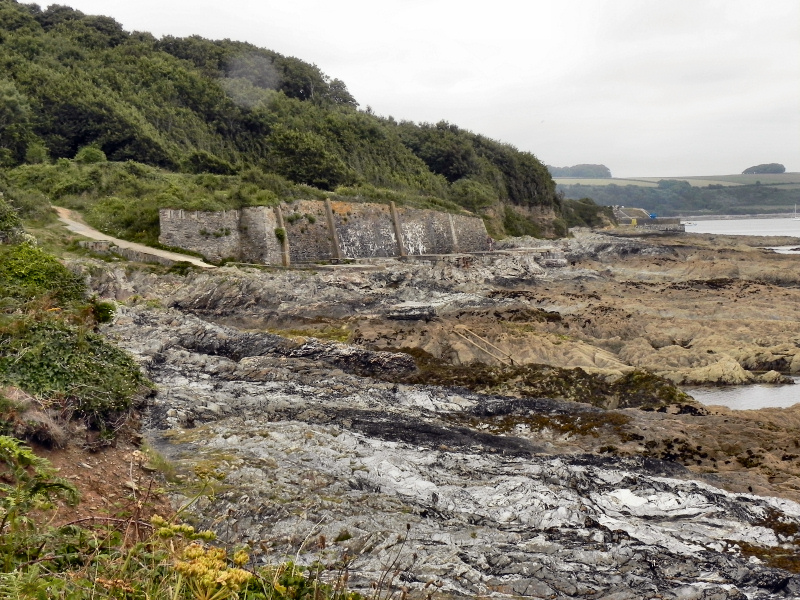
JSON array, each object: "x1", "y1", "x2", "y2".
[{"x1": 56, "y1": 0, "x2": 799, "y2": 177}]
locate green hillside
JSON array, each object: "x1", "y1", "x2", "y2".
[
  {"x1": 0, "y1": 0, "x2": 610, "y2": 240},
  {"x1": 556, "y1": 173, "x2": 800, "y2": 216}
]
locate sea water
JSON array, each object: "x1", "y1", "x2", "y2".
[
  {"x1": 683, "y1": 217, "x2": 800, "y2": 253},
  {"x1": 685, "y1": 378, "x2": 800, "y2": 410},
  {"x1": 678, "y1": 217, "x2": 800, "y2": 408}
]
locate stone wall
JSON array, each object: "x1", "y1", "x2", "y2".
[
  {"x1": 239, "y1": 206, "x2": 282, "y2": 264},
  {"x1": 159, "y1": 209, "x2": 241, "y2": 263},
  {"x1": 451, "y1": 213, "x2": 492, "y2": 252},
  {"x1": 282, "y1": 200, "x2": 335, "y2": 263},
  {"x1": 159, "y1": 200, "x2": 490, "y2": 265},
  {"x1": 332, "y1": 201, "x2": 400, "y2": 258}
]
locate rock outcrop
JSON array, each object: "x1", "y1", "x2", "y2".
[
  {"x1": 103, "y1": 303, "x2": 800, "y2": 599},
  {"x1": 77, "y1": 226, "x2": 800, "y2": 597},
  {"x1": 79, "y1": 229, "x2": 800, "y2": 388}
]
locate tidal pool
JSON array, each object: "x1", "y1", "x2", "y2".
[{"x1": 684, "y1": 377, "x2": 800, "y2": 410}]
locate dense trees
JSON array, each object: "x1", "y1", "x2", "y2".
[
  {"x1": 548, "y1": 164, "x2": 612, "y2": 178},
  {"x1": 0, "y1": 78, "x2": 33, "y2": 166},
  {"x1": 558, "y1": 181, "x2": 799, "y2": 216},
  {"x1": 396, "y1": 120, "x2": 557, "y2": 211},
  {"x1": 743, "y1": 163, "x2": 785, "y2": 174},
  {"x1": 0, "y1": 0, "x2": 580, "y2": 237}
]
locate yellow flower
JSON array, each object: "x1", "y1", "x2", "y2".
[{"x1": 233, "y1": 549, "x2": 249, "y2": 566}]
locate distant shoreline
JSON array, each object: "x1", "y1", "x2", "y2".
[{"x1": 678, "y1": 213, "x2": 797, "y2": 220}]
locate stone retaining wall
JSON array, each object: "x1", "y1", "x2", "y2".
[
  {"x1": 160, "y1": 200, "x2": 490, "y2": 265},
  {"x1": 159, "y1": 209, "x2": 241, "y2": 262}
]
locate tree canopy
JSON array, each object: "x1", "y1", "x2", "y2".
[
  {"x1": 0, "y1": 0, "x2": 604, "y2": 238},
  {"x1": 547, "y1": 164, "x2": 612, "y2": 178},
  {"x1": 742, "y1": 163, "x2": 785, "y2": 175}
]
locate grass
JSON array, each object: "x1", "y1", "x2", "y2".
[
  {"x1": 554, "y1": 178, "x2": 659, "y2": 187},
  {"x1": 0, "y1": 435, "x2": 370, "y2": 599}
]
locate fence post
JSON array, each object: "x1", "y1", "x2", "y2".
[
  {"x1": 324, "y1": 199, "x2": 343, "y2": 260},
  {"x1": 390, "y1": 201, "x2": 406, "y2": 257},
  {"x1": 274, "y1": 206, "x2": 291, "y2": 267}
]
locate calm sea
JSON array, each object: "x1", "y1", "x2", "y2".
[
  {"x1": 683, "y1": 217, "x2": 800, "y2": 253},
  {"x1": 686, "y1": 379, "x2": 800, "y2": 411},
  {"x1": 678, "y1": 217, "x2": 800, "y2": 408}
]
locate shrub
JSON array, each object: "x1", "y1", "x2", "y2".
[
  {"x1": 0, "y1": 436, "x2": 78, "y2": 569},
  {"x1": 502, "y1": 205, "x2": 541, "y2": 238},
  {"x1": 449, "y1": 178, "x2": 497, "y2": 212},
  {"x1": 0, "y1": 187, "x2": 52, "y2": 223},
  {"x1": 0, "y1": 243, "x2": 85, "y2": 304},
  {"x1": 181, "y1": 150, "x2": 236, "y2": 175},
  {"x1": 0, "y1": 197, "x2": 22, "y2": 243},
  {"x1": 0, "y1": 318, "x2": 148, "y2": 429},
  {"x1": 74, "y1": 145, "x2": 107, "y2": 164}
]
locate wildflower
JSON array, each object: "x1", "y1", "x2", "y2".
[{"x1": 233, "y1": 549, "x2": 249, "y2": 566}]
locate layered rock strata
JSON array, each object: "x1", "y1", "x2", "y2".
[{"x1": 102, "y1": 304, "x2": 800, "y2": 599}]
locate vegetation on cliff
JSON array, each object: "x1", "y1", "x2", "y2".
[
  {"x1": 0, "y1": 0, "x2": 614, "y2": 239},
  {"x1": 547, "y1": 164, "x2": 611, "y2": 178},
  {"x1": 0, "y1": 197, "x2": 147, "y2": 436},
  {"x1": 559, "y1": 178, "x2": 800, "y2": 216},
  {"x1": 0, "y1": 196, "x2": 372, "y2": 599}
]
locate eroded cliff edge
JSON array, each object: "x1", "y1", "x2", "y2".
[{"x1": 85, "y1": 230, "x2": 800, "y2": 598}]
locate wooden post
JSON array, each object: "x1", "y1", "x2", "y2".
[
  {"x1": 448, "y1": 214, "x2": 460, "y2": 253},
  {"x1": 324, "y1": 199, "x2": 343, "y2": 260},
  {"x1": 390, "y1": 201, "x2": 406, "y2": 257},
  {"x1": 274, "y1": 206, "x2": 290, "y2": 267}
]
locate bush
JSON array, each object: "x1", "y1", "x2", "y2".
[
  {"x1": 0, "y1": 197, "x2": 22, "y2": 243},
  {"x1": 0, "y1": 187, "x2": 52, "y2": 223},
  {"x1": 181, "y1": 150, "x2": 236, "y2": 175},
  {"x1": 24, "y1": 140, "x2": 50, "y2": 164},
  {"x1": 0, "y1": 318, "x2": 147, "y2": 428},
  {"x1": 0, "y1": 243, "x2": 85, "y2": 304},
  {"x1": 74, "y1": 145, "x2": 107, "y2": 164},
  {"x1": 449, "y1": 178, "x2": 497, "y2": 212},
  {"x1": 502, "y1": 205, "x2": 541, "y2": 237},
  {"x1": 561, "y1": 197, "x2": 614, "y2": 228},
  {"x1": 0, "y1": 240, "x2": 146, "y2": 431}
]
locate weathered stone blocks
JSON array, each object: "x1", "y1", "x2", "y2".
[{"x1": 159, "y1": 200, "x2": 490, "y2": 264}]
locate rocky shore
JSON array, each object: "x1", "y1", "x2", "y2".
[{"x1": 85, "y1": 229, "x2": 800, "y2": 598}]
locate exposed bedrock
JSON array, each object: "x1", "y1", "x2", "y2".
[
  {"x1": 102, "y1": 303, "x2": 800, "y2": 599},
  {"x1": 81, "y1": 230, "x2": 800, "y2": 596},
  {"x1": 80, "y1": 230, "x2": 800, "y2": 387}
]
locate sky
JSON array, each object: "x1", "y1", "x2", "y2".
[{"x1": 53, "y1": 0, "x2": 799, "y2": 177}]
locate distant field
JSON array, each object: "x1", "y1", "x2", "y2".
[
  {"x1": 556, "y1": 173, "x2": 800, "y2": 189},
  {"x1": 634, "y1": 177, "x2": 741, "y2": 187},
  {"x1": 689, "y1": 173, "x2": 800, "y2": 186},
  {"x1": 553, "y1": 178, "x2": 658, "y2": 187}
]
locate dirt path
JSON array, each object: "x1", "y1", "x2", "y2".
[{"x1": 53, "y1": 206, "x2": 216, "y2": 269}]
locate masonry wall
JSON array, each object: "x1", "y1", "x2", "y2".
[
  {"x1": 398, "y1": 209, "x2": 451, "y2": 254},
  {"x1": 332, "y1": 201, "x2": 400, "y2": 258},
  {"x1": 159, "y1": 200, "x2": 490, "y2": 264},
  {"x1": 450, "y1": 214, "x2": 491, "y2": 252},
  {"x1": 239, "y1": 207, "x2": 282, "y2": 264},
  {"x1": 282, "y1": 200, "x2": 335, "y2": 263},
  {"x1": 159, "y1": 209, "x2": 242, "y2": 262}
]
